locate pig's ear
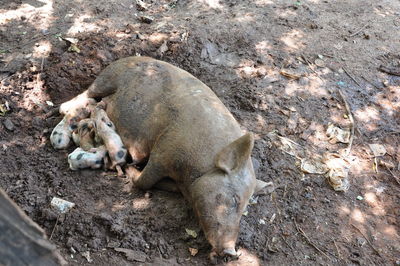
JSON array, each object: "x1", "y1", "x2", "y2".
[{"x1": 215, "y1": 133, "x2": 254, "y2": 174}]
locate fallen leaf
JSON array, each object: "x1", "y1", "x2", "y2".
[
  {"x1": 0, "y1": 104, "x2": 8, "y2": 116},
  {"x1": 68, "y1": 43, "x2": 80, "y2": 53},
  {"x1": 81, "y1": 251, "x2": 93, "y2": 263},
  {"x1": 188, "y1": 247, "x2": 198, "y2": 256},
  {"x1": 326, "y1": 124, "x2": 350, "y2": 144},
  {"x1": 185, "y1": 228, "x2": 197, "y2": 238},
  {"x1": 158, "y1": 41, "x2": 168, "y2": 56},
  {"x1": 280, "y1": 70, "x2": 301, "y2": 80},
  {"x1": 368, "y1": 144, "x2": 386, "y2": 157},
  {"x1": 301, "y1": 159, "x2": 328, "y2": 174}
]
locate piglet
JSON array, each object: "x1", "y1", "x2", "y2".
[
  {"x1": 91, "y1": 105, "x2": 127, "y2": 171},
  {"x1": 68, "y1": 146, "x2": 107, "y2": 170},
  {"x1": 72, "y1": 118, "x2": 97, "y2": 151}
]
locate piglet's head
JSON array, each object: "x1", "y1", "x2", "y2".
[{"x1": 190, "y1": 133, "x2": 268, "y2": 259}]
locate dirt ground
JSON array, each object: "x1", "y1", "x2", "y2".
[{"x1": 1, "y1": 0, "x2": 400, "y2": 265}]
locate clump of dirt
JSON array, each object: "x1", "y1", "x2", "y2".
[{"x1": 1, "y1": 0, "x2": 400, "y2": 265}]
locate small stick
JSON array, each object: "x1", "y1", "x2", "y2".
[
  {"x1": 361, "y1": 75, "x2": 380, "y2": 89},
  {"x1": 349, "y1": 23, "x2": 370, "y2": 37},
  {"x1": 281, "y1": 235, "x2": 294, "y2": 251},
  {"x1": 378, "y1": 65, "x2": 400, "y2": 76},
  {"x1": 338, "y1": 89, "x2": 355, "y2": 156},
  {"x1": 40, "y1": 57, "x2": 45, "y2": 71},
  {"x1": 342, "y1": 66, "x2": 361, "y2": 87},
  {"x1": 351, "y1": 224, "x2": 382, "y2": 257},
  {"x1": 301, "y1": 54, "x2": 323, "y2": 80},
  {"x1": 50, "y1": 214, "x2": 60, "y2": 240},
  {"x1": 385, "y1": 165, "x2": 400, "y2": 186},
  {"x1": 294, "y1": 219, "x2": 331, "y2": 260},
  {"x1": 332, "y1": 238, "x2": 341, "y2": 259}
]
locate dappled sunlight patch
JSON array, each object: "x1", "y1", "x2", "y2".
[
  {"x1": 382, "y1": 226, "x2": 399, "y2": 238},
  {"x1": 254, "y1": 114, "x2": 267, "y2": 132},
  {"x1": 339, "y1": 205, "x2": 351, "y2": 216},
  {"x1": 304, "y1": 0, "x2": 321, "y2": 3},
  {"x1": 348, "y1": 157, "x2": 371, "y2": 175},
  {"x1": 148, "y1": 32, "x2": 169, "y2": 45},
  {"x1": 280, "y1": 29, "x2": 305, "y2": 51},
  {"x1": 111, "y1": 201, "x2": 128, "y2": 212},
  {"x1": 354, "y1": 106, "x2": 379, "y2": 131},
  {"x1": 373, "y1": 6, "x2": 392, "y2": 17},
  {"x1": 351, "y1": 208, "x2": 365, "y2": 223},
  {"x1": 374, "y1": 91, "x2": 400, "y2": 116},
  {"x1": 132, "y1": 197, "x2": 151, "y2": 210},
  {"x1": 276, "y1": 9, "x2": 297, "y2": 19},
  {"x1": 364, "y1": 192, "x2": 386, "y2": 216},
  {"x1": 67, "y1": 14, "x2": 100, "y2": 35},
  {"x1": 255, "y1": 41, "x2": 272, "y2": 55},
  {"x1": 33, "y1": 40, "x2": 52, "y2": 57},
  {"x1": 197, "y1": 0, "x2": 223, "y2": 9},
  {"x1": 234, "y1": 12, "x2": 256, "y2": 23},
  {"x1": 254, "y1": 0, "x2": 274, "y2": 5},
  {"x1": 0, "y1": 0, "x2": 53, "y2": 29},
  {"x1": 95, "y1": 200, "x2": 106, "y2": 210}
]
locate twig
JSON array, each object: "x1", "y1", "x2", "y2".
[
  {"x1": 385, "y1": 165, "x2": 400, "y2": 186},
  {"x1": 294, "y1": 219, "x2": 331, "y2": 260},
  {"x1": 281, "y1": 235, "x2": 295, "y2": 257},
  {"x1": 40, "y1": 57, "x2": 45, "y2": 71},
  {"x1": 338, "y1": 89, "x2": 355, "y2": 156},
  {"x1": 361, "y1": 75, "x2": 380, "y2": 89},
  {"x1": 349, "y1": 23, "x2": 370, "y2": 37},
  {"x1": 49, "y1": 214, "x2": 60, "y2": 240},
  {"x1": 332, "y1": 238, "x2": 341, "y2": 259},
  {"x1": 351, "y1": 224, "x2": 382, "y2": 257},
  {"x1": 44, "y1": 107, "x2": 60, "y2": 119},
  {"x1": 301, "y1": 54, "x2": 323, "y2": 81},
  {"x1": 378, "y1": 65, "x2": 400, "y2": 76},
  {"x1": 342, "y1": 66, "x2": 361, "y2": 87}
]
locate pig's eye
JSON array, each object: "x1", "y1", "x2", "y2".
[{"x1": 231, "y1": 195, "x2": 240, "y2": 212}]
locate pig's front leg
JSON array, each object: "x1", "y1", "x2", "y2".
[{"x1": 125, "y1": 156, "x2": 166, "y2": 190}]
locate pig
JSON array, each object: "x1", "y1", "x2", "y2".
[
  {"x1": 68, "y1": 146, "x2": 107, "y2": 170},
  {"x1": 58, "y1": 56, "x2": 269, "y2": 258}
]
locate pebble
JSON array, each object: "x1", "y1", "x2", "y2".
[{"x1": 3, "y1": 118, "x2": 15, "y2": 131}]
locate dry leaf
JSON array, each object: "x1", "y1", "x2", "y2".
[
  {"x1": 185, "y1": 228, "x2": 197, "y2": 238},
  {"x1": 188, "y1": 247, "x2": 198, "y2": 256},
  {"x1": 368, "y1": 144, "x2": 386, "y2": 157}
]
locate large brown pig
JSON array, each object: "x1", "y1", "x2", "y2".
[{"x1": 58, "y1": 56, "x2": 269, "y2": 258}]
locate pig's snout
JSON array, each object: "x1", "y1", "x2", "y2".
[{"x1": 209, "y1": 246, "x2": 238, "y2": 261}]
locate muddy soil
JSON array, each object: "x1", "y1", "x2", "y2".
[{"x1": 1, "y1": 0, "x2": 400, "y2": 265}]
